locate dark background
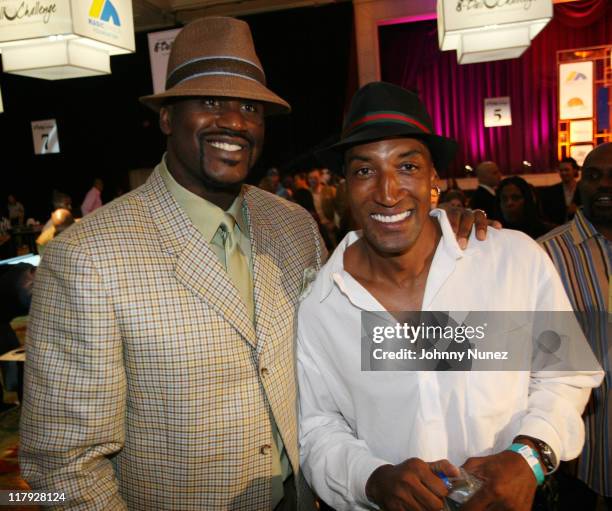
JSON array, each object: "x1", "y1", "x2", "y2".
[{"x1": 0, "y1": 3, "x2": 355, "y2": 221}]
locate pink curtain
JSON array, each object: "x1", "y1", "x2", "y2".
[{"x1": 379, "y1": 1, "x2": 611, "y2": 177}]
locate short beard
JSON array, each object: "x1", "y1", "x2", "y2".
[{"x1": 198, "y1": 139, "x2": 249, "y2": 195}]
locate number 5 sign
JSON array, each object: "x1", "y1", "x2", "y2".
[
  {"x1": 484, "y1": 97, "x2": 512, "y2": 128},
  {"x1": 31, "y1": 119, "x2": 60, "y2": 155}
]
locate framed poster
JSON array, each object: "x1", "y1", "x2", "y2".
[
  {"x1": 569, "y1": 120, "x2": 593, "y2": 143},
  {"x1": 559, "y1": 61, "x2": 593, "y2": 120},
  {"x1": 484, "y1": 97, "x2": 512, "y2": 127},
  {"x1": 569, "y1": 144, "x2": 593, "y2": 167}
]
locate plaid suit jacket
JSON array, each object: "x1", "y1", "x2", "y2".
[{"x1": 20, "y1": 168, "x2": 325, "y2": 510}]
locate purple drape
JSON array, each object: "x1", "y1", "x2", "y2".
[{"x1": 379, "y1": 1, "x2": 611, "y2": 177}]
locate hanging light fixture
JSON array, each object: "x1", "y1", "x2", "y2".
[
  {"x1": 437, "y1": 0, "x2": 553, "y2": 65},
  {"x1": 0, "y1": 0, "x2": 135, "y2": 80}
]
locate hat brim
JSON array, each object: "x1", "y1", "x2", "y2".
[
  {"x1": 139, "y1": 74, "x2": 291, "y2": 116},
  {"x1": 318, "y1": 124, "x2": 458, "y2": 173}
]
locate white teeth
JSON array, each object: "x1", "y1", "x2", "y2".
[
  {"x1": 208, "y1": 141, "x2": 242, "y2": 152},
  {"x1": 371, "y1": 211, "x2": 412, "y2": 223}
]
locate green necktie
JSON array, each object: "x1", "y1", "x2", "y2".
[{"x1": 219, "y1": 213, "x2": 253, "y2": 316}]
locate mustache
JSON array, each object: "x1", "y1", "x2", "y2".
[{"x1": 200, "y1": 129, "x2": 255, "y2": 148}]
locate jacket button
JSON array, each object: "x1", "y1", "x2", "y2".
[
  {"x1": 260, "y1": 367, "x2": 269, "y2": 377},
  {"x1": 260, "y1": 444, "x2": 272, "y2": 455}
]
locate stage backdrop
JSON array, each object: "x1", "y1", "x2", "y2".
[{"x1": 379, "y1": 0, "x2": 611, "y2": 177}]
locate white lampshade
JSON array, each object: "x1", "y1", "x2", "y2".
[
  {"x1": 437, "y1": 0, "x2": 552, "y2": 64},
  {"x1": 0, "y1": 0, "x2": 134, "y2": 80}
]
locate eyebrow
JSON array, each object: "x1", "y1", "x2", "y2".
[{"x1": 346, "y1": 149, "x2": 426, "y2": 165}]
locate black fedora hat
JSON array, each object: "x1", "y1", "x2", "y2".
[{"x1": 324, "y1": 82, "x2": 458, "y2": 172}]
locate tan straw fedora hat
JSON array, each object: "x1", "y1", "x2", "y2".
[{"x1": 139, "y1": 16, "x2": 290, "y2": 115}]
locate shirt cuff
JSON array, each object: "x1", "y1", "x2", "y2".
[
  {"x1": 517, "y1": 418, "x2": 562, "y2": 470},
  {"x1": 352, "y1": 454, "x2": 392, "y2": 509}
]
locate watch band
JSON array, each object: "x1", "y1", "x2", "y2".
[
  {"x1": 530, "y1": 438, "x2": 558, "y2": 475},
  {"x1": 508, "y1": 443, "x2": 545, "y2": 485}
]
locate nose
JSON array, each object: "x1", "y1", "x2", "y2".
[
  {"x1": 216, "y1": 101, "x2": 247, "y2": 132},
  {"x1": 375, "y1": 170, "x2": 401, "y2": 206}
]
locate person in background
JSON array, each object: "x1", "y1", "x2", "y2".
[
  {"x1": 470, "y1": 161, "x2": 502, "y2": 221},
  {"x1": 538, "y1": 143, "x2": 612, "y2": 511},
  {"x1": 259, "y1": 167, "x2": 281, "y2": 194},
  {"x1": 36, "y1": 208, "x2": 75, "y2": 255},
  {"x1": 80, "y1": 178, "x2": 104, "y2": 216},
  {"x1": 441, "y1": 189, "x2": 467, "y2": 209},
  {"x1": 0, "y1": 262, "x2": 35, "y2": 401},
  {"x1": 541, "y1": 157, "x2": 581, "y2": 226},
  {"x1": 308, "y1": 168, "x2": 337, "y2": 247},
  {"x1": 278, "y1": 175, "x2": 294, "y2": 200},
  {"x1": 7, "y1": 195, "x2": 24, "y2": 227},
  {"x1": 498, "y1": 176, "x2": 554, "y2": 239},
  {"x1": 293, "y1": 172, "x2": 309, "y2": 191}
]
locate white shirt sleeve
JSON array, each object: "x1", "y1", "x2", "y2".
[
  {"x1": 517, "y1": 245, "x2": 604, "y2": 465},
  {"x1": 297, "y1": 313, "x2": 389, "y2": 511}
]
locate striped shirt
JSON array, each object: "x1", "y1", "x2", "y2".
[{"x1": 538, "y1": 209, "x2": 611, "y2": 497}]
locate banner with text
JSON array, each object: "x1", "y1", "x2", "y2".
[
  {"x1": 147, "y1": 28, "x2": 181, "y2": 94},
  {"x1": 361, "y1": 311, "x2": 604, "y2": 372}
]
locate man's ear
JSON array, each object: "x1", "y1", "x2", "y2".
[
  {"x1": 159, "y1": 105, "x2": 172, "y2": 136},
  {"x1": 431, "y1": 167, "x2": 439, "y2": 186}
]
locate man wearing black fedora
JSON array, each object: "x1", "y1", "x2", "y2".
[
  {"x1": 20, "y1": 17, "x2": 491, "y2": 511},
  {"x1": 297, "y1": 82, "x2": 602, "y2": 511}
]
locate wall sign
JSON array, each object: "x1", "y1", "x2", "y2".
[
  {"x1": 31, "y1": 119, "x2": 60, "y2": 155},
  {"x1": 484, "y1": 97, "x2": 512, "y2": 127}
]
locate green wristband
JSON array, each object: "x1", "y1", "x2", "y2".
[{"x1": 507, "y1": 443, "x2": 545, "y2": 485}]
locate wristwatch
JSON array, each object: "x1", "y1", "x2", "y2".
[{"x1": 531, "y1": 438, "x2": 558, "y2": 475}]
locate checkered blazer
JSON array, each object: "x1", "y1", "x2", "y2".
[{"x1": 20, "y1": 168, "x2": 326, "y2": 510}]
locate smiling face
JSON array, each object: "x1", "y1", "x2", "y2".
[
  {"x1": 558, "y1": 162, "x2": 576, "y2": 184},
  {"x1": 500, "y1": 183, "x2": 526, "y2": 224},
  {"x1": 345, "y1": 137, "x2": 436, "y2": 255},
  {"x1": 160, "y1": 96, "x2": 264, "y2": 195}
]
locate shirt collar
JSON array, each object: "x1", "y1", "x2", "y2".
[
  {"x1": 159, "y1": 154, "x2": 248, "y2": 242},
  {"x1": 319, "y1": 208, "x2": 463, "y2": 302},
  {"x1": 570, "y1": 208, "x2": 601, "y2": 246},
  {"x1": 479, "y1": 184, "x2": 496, "y2": 196}
]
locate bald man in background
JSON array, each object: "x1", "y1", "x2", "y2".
[
  {"x1": 470, "y1": 161, "x2": 502, "y2": 221},
  {"x1": 36, "y1": 208, "x2": 75, "y2": 255}
]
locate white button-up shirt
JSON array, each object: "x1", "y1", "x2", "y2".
[{"x1": 297, "y1": 209, "x2": 603, "y2": 510}]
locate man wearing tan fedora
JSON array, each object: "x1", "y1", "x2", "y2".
[
  {"x1": 20, "y1": 17, "x2": 489, "y2": 511},
  {"x1": 20, "y1": 17, "x2": 323, "y2": 511}
]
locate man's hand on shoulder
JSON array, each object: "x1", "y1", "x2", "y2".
[
  {"x1": 461, "y1": 450, "x2": 538, "y2": 511},
  {"x1": 366, "y1": 458, "x2": 459, "y2": 511},
  {"x1": 438, "y1": 204, "x2": 502, "y2": 249}
]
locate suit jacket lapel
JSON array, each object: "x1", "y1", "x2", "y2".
[
  {"x1": 144, "y1": 168, "x2": 257, "y2": 348},
  {"x1": 244, "y1": 187, "x2": 283, "y2": 354}
]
